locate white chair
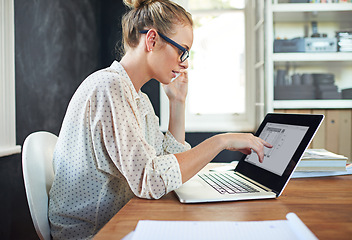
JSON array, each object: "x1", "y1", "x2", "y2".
[{"x1": 22, "y1": 131, "x2": 58, "y2": 240}]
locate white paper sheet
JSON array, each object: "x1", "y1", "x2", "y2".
[{"x1": 127, "y1": 213, "x2": 317, "y2": 240}]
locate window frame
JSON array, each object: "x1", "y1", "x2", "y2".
[
  {"x1": 0, "y1": 0, "x2": 21, "y2": 157},
  {"x1": 160, "y1": 1, "x2": 256, "y2": 132}
]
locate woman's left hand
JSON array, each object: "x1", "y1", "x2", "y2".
[{"x1": 162, "y1": 71, "x2": 188, "y2": 103}]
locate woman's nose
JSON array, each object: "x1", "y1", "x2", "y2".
[{"x1": 180, "y1": 58, "x2": 189, "y2": 69}]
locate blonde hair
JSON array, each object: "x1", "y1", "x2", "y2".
[{"x1": 121, "y1": 0, "x2": 193, "y2": 53}]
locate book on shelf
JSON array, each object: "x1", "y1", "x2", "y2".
[{"x1": 296, "y1": 149, "x2": 348, "y2": 171}]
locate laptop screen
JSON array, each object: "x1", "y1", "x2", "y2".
[
  {"x1": 235, "y1": 113, "x2": 324, "y2": 196},
  {"x1": 245, "y1": 123, "x2": 309, "y2": 176}
]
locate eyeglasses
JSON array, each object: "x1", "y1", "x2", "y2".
[{"x1": 140, "y1": 30, "x2": 189, "y2": 63}]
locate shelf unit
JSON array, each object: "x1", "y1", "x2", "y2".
[{"x1": 265, "y1": 1, "x2": 352, "y2": 111}]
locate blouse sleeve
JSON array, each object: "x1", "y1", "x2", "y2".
[
  {"x1": 138, "y1": 92, "x2": 191, "y2": 156},
  {"x1": 89, "y1": 74, "x2": 185, "y2": 199},
  {"x1": 163, "y1": 130, "x2": 191, "y2": 154}
]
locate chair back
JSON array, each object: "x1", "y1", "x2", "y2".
[{"x1": 22, "y1": 131, "x2": 58, "y2": 240}]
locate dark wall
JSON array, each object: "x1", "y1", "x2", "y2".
[
  {"x1": 0, "y1": 154, "x2": 35, "y2": 239},
  {"x1": 1, "y1": 0, "x2": 120, "y2": 239},
  {"x1": 15, "y1": 0, "x2": 102, "y2": 144},
  {"x1": 0, "y1": 1, "x2": 242, "y2": 239}
]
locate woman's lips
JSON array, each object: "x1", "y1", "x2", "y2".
[{"x1": 171, "y1": 71, "x2": 181, "y2": 82}]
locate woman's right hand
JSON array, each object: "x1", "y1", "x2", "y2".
[
  {"x1": 175, "y1": 132, "x2": 273, "y2": 183},
  {"x1": 220, "y1": 133, "x2": 272, "y2": 163}
]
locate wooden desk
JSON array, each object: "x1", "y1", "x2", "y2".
[{"x1": 95, "y1": 175, "x2": 352, "y2": 240}]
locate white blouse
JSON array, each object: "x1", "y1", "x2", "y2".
[{"x1": 49, "y1": 61, "x2": 191, "y2": 240}]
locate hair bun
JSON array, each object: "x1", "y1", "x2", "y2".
[{"x1": 123, "y1": 0, "x2": 155, "y2": 9}]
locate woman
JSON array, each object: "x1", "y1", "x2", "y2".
[{"x1": 48, "y1": 0, "x2": 271, "y2": 239}]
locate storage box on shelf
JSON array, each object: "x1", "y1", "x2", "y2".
[{"x1": 265, "y1": 0, "x2": 352, "y2": 110}]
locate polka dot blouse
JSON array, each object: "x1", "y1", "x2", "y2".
[{"x1": 48, "y1": 61, "x2": 191, "y2": 240}]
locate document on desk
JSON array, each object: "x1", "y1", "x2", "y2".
[
  {"x1": 291, "y1": 163, "x2": 352, "y2": 178},
  {"x1": 124, "y1": 213, "x2": 317, "y2": 240}
]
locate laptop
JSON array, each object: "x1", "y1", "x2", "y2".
[{"x1": 174, "y1": 113, "x2": 324, "y2": 203}]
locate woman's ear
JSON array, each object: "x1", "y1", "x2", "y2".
[{"x1": 145, "y1": 29, "x2": 158, "y2": 52}]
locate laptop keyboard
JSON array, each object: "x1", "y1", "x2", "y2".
[{"x1": 198, "y1": 172, "x2": 259, "y2": 195}]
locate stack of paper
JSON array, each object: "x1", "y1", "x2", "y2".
[
  {"x1": 296, "y1": 149, "x2": 348, "y2": 172},
  {"x1": 123, "y1": 213, "x2": 317, "y2": 240}
]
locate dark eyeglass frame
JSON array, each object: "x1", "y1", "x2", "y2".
[{"x1": 140, "y1": 30, "x2": 189, "y2": 63}]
